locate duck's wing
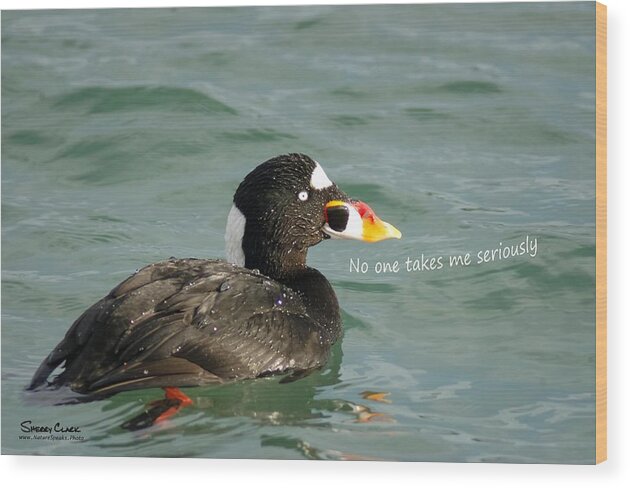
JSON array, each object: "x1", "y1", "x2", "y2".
[
  {"x1": 29, "y1": 258, "x2": 332, "y2": 396},
  {"x1": 85, "y1": 308, "x2": 329, "y2": 396},
  {"x1": 28, "y1": 258, "x2": 223, "y2": 392}
]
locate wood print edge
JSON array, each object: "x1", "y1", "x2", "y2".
[{"x1": 595, "y1": 0, "x2": 607, "y2": 465}]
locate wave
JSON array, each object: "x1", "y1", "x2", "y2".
[{"x1": 53, "y1": 86, "x2": 238, "y2": 115}]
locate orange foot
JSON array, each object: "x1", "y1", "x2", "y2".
[{"x1": 122, "y1": 387, "x2": 193, "y2": 431}]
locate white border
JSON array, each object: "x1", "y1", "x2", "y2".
[
  {"x1": 1, "y1": 0, "x2": 628, "y2": 486},
  {"x1": 2, "y1": 0, "x2": 601, "y2": 9}
]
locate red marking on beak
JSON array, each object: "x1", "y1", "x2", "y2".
[{"x1": 352, "y1": 200, "x2": 376, "y2": 223}]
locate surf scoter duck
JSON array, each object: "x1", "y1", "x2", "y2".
[{"x1": 28, "y1": 153, "x2": 401, "y2": 429}]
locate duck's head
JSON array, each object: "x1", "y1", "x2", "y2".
[{"x1": 225, "y1": 153, "x2": 401, "y2": 276}]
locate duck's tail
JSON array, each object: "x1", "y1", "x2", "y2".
[{"x1": 27, "y1": 340, "x2": 69, "y2": 390}]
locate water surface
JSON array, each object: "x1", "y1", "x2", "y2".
[{"x1": 2, "y1": 3, "x2": 596, "y2": 463}]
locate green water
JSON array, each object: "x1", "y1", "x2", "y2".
[{"x1": 2, "y1": 3, "x2": 596, "y2": 462}]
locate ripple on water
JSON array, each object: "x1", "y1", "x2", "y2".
[
  {"x1": 334, "y1": 280, "x2": 399, "y2": 294},
  {"x1": 6, "y1": 129, "x2": 65, "y2": 147},
  {"x1": 329, "y1": 86, "x2": 369, "y2": 99},
  {"x1": 37, "y1": 227, "x2": 132, "y2": 250},
  {"x1": 293, "y1": 17, "x2": 326, "y2": 31},
  {"x1": 404, "y1": 107, "x2": 451, "y2": 121},
  {"x1": 53, "y1": 86, "x2": 238, "y2": 115},
  {"x1": 330, "y1": 115, "x2": 371, "y2": 127},
  {"x1": 438, "y1": 80, "x2": 502, "y2": 94},
  {"x1": 513, "y1": 262, "x2": 595, "y2": 295},
  {"x1": 221, "y1": 129, "x2": 298, "y2": 142}
]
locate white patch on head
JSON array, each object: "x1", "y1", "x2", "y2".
[
  {"x1": 310, "y1": 162, "x2": 333, "y2": 190},
  {"x1": 225, "y1": 204, "x2": 246, "y2": 266},
  {"x1": 322, "y1": 203, "x2": 363, "y2": 240}
]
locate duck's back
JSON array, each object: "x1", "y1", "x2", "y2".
[{"x1": 29, "y1": 258, "x2": 338, "y2": 397}]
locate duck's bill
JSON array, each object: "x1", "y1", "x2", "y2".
[{"x1": 323, "y1": 200, "x2": 402, "y2": 242}]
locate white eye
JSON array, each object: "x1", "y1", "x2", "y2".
[{"x1": 298, "y1": 191, "x2": 309, "y2": 202}]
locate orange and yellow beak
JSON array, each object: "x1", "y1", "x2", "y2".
[{"x1": 323, "y1": 200, "x2": 402, "y2": 242}]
